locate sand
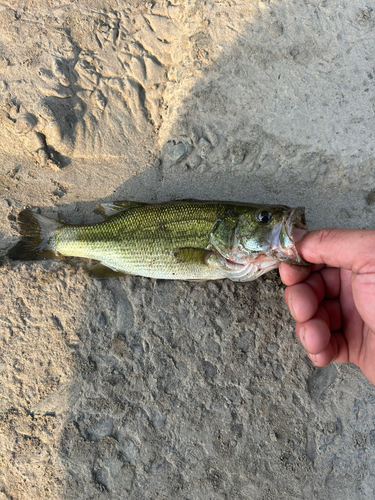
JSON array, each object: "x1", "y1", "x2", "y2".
[{"x1": 1, "y1": 1, "x2": 375, "y2": 498}]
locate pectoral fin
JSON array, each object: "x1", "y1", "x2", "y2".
[
  {"x1": 95, "y1": 201, "x2": 148, "y2": 219},
  {"x1": 87, "y1": 263, "x2": 129, "y2": 279},
  {"x1": 172, "y1": 247, "x2": 243, "y2": 274},
  {"x1": 173, "y1": 247, "x2": 213, "y2": 265}
]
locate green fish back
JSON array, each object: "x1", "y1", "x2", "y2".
[{"x1": 56, "y1": 202, "x2": 227, "y2": 279}]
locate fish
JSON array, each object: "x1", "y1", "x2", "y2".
[{"x1": 7, "y1": 200, "x2": 308, "y2": 281}]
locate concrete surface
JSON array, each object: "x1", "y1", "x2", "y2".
[{"x1": 0, "y1": 1, "x2": 375, "y2": 499}]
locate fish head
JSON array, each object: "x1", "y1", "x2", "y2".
[{"x1": 232, "y1": 204, "x2": 308, "y2": 265}]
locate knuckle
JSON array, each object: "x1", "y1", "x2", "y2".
[
  {"x1": 315, "y1": 228, "x2": 339, "y2": 247},
  {"x1": 312, "y1": 228, "x2": 342, "y2": 264}
]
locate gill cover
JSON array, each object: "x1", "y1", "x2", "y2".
[{"x1": 209, "y1": 205, "x2": 307, "y2": 268}]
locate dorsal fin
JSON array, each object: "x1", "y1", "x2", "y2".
[{"x1": 95, "y1": 201, "x2": 148, "y2": 219}]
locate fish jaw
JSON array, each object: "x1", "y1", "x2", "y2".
[
  {"x1": 218, "y1": 254, "x2": 281, "y2": 282},
  {"x1": 220, "y1": 207, "x2": 308, "y2": 267},
  {"x1": 268, "y1": 207, "x2": 308, "y2": 265}
]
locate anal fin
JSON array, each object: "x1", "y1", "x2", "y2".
[{"x1": 87, "y1": 263, "x2": 129, "y2": 279}]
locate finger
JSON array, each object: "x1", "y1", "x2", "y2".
[
  {"x1": 339, "y1": 268, "x2": 365, "y2": 364},
  {"x1": 320, "y1": 267, "x2": 341, "y2": 298},
  {"x1": 296, "y1": 315, "x2": 331, "y2": 354},
  {"x1": 279, "y1": 263, "x2": 325, "y2": 286},
  {"x1": 331, "y1": 331, "x2": 349, "y2": 363},
  {"x1": 284, "y1": 283, "x2": 319, "y2": 323},
  {"x1": 282, "y1": 272, "x2": 325, "y2": 316},
  {"x1": 295, "y1": 228, "x2": 375, "y2": 272},
  {"x1": 351, "y1": 272, "x2": 375, "y2": 334},
  {"x1": 308, "y1": 331, "x2": 351, "y2": 366},
  {"x1": 279, "y1": 262, "x2": 311, "y2": 286},
  {"x1": 304, "y1": 272, "x2": 325, "y2": 303},
  {"x1": 307, "y1": 337, "x2": 337, "y2": 367},
  {"x1": 321, "y1": 299, "x2": 342, "y2": 331}
]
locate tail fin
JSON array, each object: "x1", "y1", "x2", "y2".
[{"x1": 8, "y1": 210, "x2": 63, "y2": 260}]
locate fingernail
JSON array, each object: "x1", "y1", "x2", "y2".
[
  {"x1": 299, "y1": 326, "x2": 306, "y2": 343},
  {"x1": 288, "y1": 294, "x2": 295, "y2": 318},
  {"x1": 292, "y1": 228, "x2": 308, "y2": 243},
  {"x1": 308, "y1": 353, "x2": 316, "y2": 364}
]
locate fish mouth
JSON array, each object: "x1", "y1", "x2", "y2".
[
  {"x1": 215, "y1": 206, "x2": 309, "y2": 280},
  {"x1": 286, "y1": 207, "x2": 308, "y2": 238},
  {"x1": 270, "y1": 207, "x2": 309, "y2": 265}
]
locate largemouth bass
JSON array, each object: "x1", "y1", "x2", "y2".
[{"x1": 8, "y1": 200, "x2": 308, "y2": 281}]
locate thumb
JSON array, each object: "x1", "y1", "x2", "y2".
[{"x1": 296, "y1": 228, "x2": 375, "y2": 273}]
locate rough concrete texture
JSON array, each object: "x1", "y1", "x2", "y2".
[{"x1": 0, "y1": 1, "x2": 375, "y2": 499}]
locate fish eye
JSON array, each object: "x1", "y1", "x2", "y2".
[{"x1": 257, "y1": 210, "x2": 272, "y2": 224}]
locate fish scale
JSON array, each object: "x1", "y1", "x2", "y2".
[
  {"x1": 7, "y1": 200, "x2": 308, "y2": 281},
  {"x1": 55, "y1": 203, "x2": 225, "y2": 279}
]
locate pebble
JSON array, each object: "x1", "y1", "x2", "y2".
[
  {"x1": 34, "y1": 99, "x2": 55, "y2": 121},
  {"x1": 87, "y1": 418, "x2": 114, "y2": 441},
  {"x1": 203, "y1": 360, "x2": 217, "y2": 379},
  {"x1": 0, "y1": 56, "x2": 9, "y2": 68},
  {"x1": 59, "y1": 76, "x2": 71, "y2": 87},
  {"x1": 267, "y1": 342, "x2": 279, "y2": 354},
  {"x1": 227, "y1": 144, "x2": 246, "y2": 166},
  {"x1": 97, "y1": 312, "x2": 107, "y2": 328},
  {"x1": 14, "y1": 113, "x2": 36, "y2": 135},
  {"x1": 0, "y1": 80, "x2": 8, "y2": 92},
  {"x1": 144, "y1": 56, "x2": 166, "y2": 83},
  {"x1": 94, "y1": 89, "x2": 106, "y2": 110},
  {"x1": 173, "y1": 142, "x2": 188, "y2": 159},
  {"x1": 197, "y1": 137, "x2": 212, "y2": 159},
  {"x1": 52, "y1": 58, "x2": 64, "y2": 78},
  {"x1": 148, "y1": 408, "x2": 166, "y2": 429},
  {"x1": 60, "y1": 135, "x2": 75, "y2": 155},
  {"x1": 37, "y1": 148, "x2": 49, "y2": 166},
  {"x1": 164, "y1": 139, "x2": 189, "y2": 162},
  {"x1": 0, "y1": 199, "x2": 10, "y2": 208},
  {"x1": 46, "y1": 120, "x2": 63, "y2": 142},
  {"x1": 197, "y1": 163, "x2": 210, "y2": 172},
  {"x1": 186, "y1": 152, "x2": 201, "y2": 169},
  {"x1": 205, "y1": 128, "x2": 219, "y2": 147},
  {"x1": 132, "y1": 344, "x2": 143, "y2": 361},
  {"x1": 116, "y1": 297, "x2": 134, "y2": 335},
  {"x1": 267, "y1": 20, "x2": 284, "y2": 38}
]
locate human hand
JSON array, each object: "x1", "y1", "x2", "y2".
[{"x1": 279, "y1": 229, "x2": 375, "y2": 386}]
